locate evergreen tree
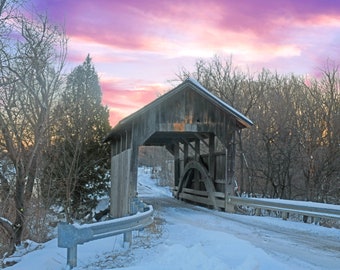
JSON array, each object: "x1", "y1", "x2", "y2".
[{"x1": 45, "y1": 55, "x2": 111, "y2": 221}]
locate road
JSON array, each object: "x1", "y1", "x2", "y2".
[{"x1": 142, "y1": 195, "x2": 340, "y2": 269}]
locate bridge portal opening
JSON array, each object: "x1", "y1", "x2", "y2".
[{"x1": 104, "y1": 78, "x2": 253, "y2": 219}]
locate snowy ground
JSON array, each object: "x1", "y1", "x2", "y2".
[{"x1": 4, "y1": 167, "x2": 340, "y2": 270}]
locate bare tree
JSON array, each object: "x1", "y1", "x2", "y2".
[
  {"x1": 0, "y1": 12, "x2": 66, "y2": 251},
  {"x1": 0, "y1": 0, "x2": 24, "y2": 256},
  {"x1": 254, "y1": 74, "x2": 303, "y2": 198},
  {"x1": 175, "y1": 55, "x2": 340, "y2": 203},
  {"x1": 300, "y1": 63, "x2": 340, "y2": 202}
]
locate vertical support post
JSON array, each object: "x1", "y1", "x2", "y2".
[
  {"x1": 67, "y1": 246, "x2": 77, "y2": 268},
  {"x1": 183, "y1": 143, "x2": 189, "y2": 166},
  {"x1": 224, "y1": 144, "x2": 235, "y2": 213},
  {"x1": 230, "y1": 131, "x2": 236, "y2": 184},
  {"x1": 194, "y1": 138, "x2": 200, "y2": 160},
  {"x1": 110, "y1": 143, "x2": 119, "y2": 218},
  {"x1": 224, "y1": 148, "x2": 231, "y2": 212},
  {"x1": 208, "y1": 133, "x2": 215, "y2": 181},
  {"x1": 174, "y1": 142, "x2": 180, "y2": 187},
  {"x1": 226, "y1": 131, "x2": 236, "y2": 189},
  {"x1": 129, "y1": 123, "x2": 138, "y2": 202},
  {"x1": 129, "y1": 143, "x2": 139, "y2": 204},
  {"x1": 125, "y1": 130, "x2": 139, "y2": 246},
  {"x1": 194, "y1": 139, "x2": 200, "y2": 190}
]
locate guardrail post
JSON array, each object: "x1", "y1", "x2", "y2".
[
  {"x1": 224, "y1": 195, "x2": 235, "y2": 213},
  {"x1": 282, "y1": 212, "x2": 288, "y2": 220},
  {"x1": 303, "y1": 215, "x2": 308, "y2": 223},
  {"x1": 67, "y1": 246, "x2": 77, "y2": 268},
  {"x1": 123, "y1": 232, "x2": 132, "y2": 247}
]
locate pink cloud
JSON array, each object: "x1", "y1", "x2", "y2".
[
  {"x1": 30, "y1": 0, "x2": 340, "y2": 125},
  {"x1": 32, "y1": 0, "x2": 340, "y2": 67},
  {"x1": 100, "y1": 78, "x2": 165, "y2": 126},
  {"x1": 32, "y1": 0, "x2": 340, "y2": 46}
]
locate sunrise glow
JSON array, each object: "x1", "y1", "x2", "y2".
[{"x1": 32, "y1": 0, "x2": 340, "y2": 126}]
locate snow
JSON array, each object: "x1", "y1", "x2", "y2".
[
  {"x1": 0, "y1": 217, "x2": 13, "y2": 226},
  {"x1": 4, "y1": 167, "x2": 340, "y2": 270}
]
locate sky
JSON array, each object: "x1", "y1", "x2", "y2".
[{"x1": 30, "y1": 0, "x2": 340, "y2": 126}]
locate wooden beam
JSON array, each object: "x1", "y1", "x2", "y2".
[
  {"x1": 194, "y1": 139, "x2": 200, "y2": 189},
  {"x1": 180, "y1": 137, "x2": 196, "y2": 153},
  {"x1": 174, "y1": 142, "x2": 180, "y2": 187},
  {"x1": 194, "y1": 138, "x2": 200, "y2": 160},
  {"x1": 209, "y1": 133, "x2": 216, "y2": 181},
  {"x1": 183, "y1": 142, "x2": 189, "y2": 167},
  {"x1": 194, "y1": 133, "x2": 209, "y2": 148}
]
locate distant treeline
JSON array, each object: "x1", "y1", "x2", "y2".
[{"x1": 171, "y1": 56, "x2": 339, "y2": 203}]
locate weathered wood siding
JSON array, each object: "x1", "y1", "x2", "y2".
[
  {"x1": 105, "y1": 79, "x2": 252, "y2": 217},
  {"x1": 110, "y1": 149, "x2": 131, "y2": 218}
]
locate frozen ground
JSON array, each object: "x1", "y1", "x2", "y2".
[{"x1": 5, "y1": 167, "x2": 340, "y2": 269}]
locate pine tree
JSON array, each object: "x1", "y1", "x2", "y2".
[{"x1": 44, "y1": 55, "x2": 111, "y2": 221}]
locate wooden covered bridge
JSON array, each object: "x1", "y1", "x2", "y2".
[{"x1": 104, "y1": 78, "x2": 253, "y2": 218}]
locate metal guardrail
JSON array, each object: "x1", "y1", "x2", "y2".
[
  {"x1": 228, "y1": 196, "x2": 340, "y2": 221},
  {"x1": 58, "y1": 202, "x2": 153, "y2": 268},
  {"x1": 176, "y1": 187, "x2": 340, "y2": 222}
]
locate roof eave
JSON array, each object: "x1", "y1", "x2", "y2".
[{"x1": 103, "y1": 78, "x2": 253, "y2": 143}]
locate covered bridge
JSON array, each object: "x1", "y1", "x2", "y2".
[{"x1": 104, "y1": 78, "x2": 253, "y2": 218}]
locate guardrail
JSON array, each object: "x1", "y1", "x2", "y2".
[
  {"x1": 228, "y1": 196, "x2": 340, "y2": 221},
  {"x1": 58, "y1": 202, "x2": 153, "y2": 268},
  {"x1": 176, "y1": 187, "x2": 340, "y2": 222}
]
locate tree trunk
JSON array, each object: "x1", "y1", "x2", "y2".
[
  {"x1": 14, "y1": 168, "x2": 25, "y2": 246},
  {"x1": 0, "y1": 218, "x2": 15, "y2": 256}
]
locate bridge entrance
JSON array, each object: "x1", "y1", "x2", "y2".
[{"x1": 104, "y1": 78, "x2": 253, "y2": 218}]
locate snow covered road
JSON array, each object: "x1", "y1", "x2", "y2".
[
  {"x1": 6, "y1": 169, "x2": 340, "y2": 269},
  {"x1": 142, "y1": 196, "x2": 340, "y2": 269}
]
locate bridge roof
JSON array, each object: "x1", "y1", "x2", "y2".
[{"x1": 104, "y1": 78, "x2": 253, "y2": 144}]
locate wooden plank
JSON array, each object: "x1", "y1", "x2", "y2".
[
  {"x1": 182, "y1": 187, "x2": 225, "y2": 199},
  {"x1": 110, "y1": 149, "x2": 131, "y2": 218},
  {"x1": 179, "y1": 192, "x2": 225, "y2": 209}
]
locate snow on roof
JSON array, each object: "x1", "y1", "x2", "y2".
[{"x1": 104, "y1": 78, "x2": 253, "y2": 142}]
